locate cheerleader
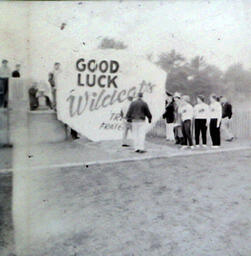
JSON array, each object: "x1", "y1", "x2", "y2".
[
  {"x1": 178, "y1": 95, "x2": 194, "y2": 149},
  {"x1": 193, "y1": 95, "x2": 210, "y2": 147},
  {"x1": 209, "y1": 94, "x2": 222, "y2": 148}
]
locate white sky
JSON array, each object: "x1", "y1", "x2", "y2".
[{"x1": 0, "y1": 0, "x2": 251, "y2": 80}]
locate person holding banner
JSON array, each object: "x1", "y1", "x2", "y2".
[
  {"x1": 120, "y1": 96, "x2": 133, "y2": 147},
  {"x1": 126, "y1": 92, "x2": 152, "y2": 153}
]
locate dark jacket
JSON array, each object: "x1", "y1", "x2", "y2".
[
  {"x1": 163, "y1": 100, "x2": 175, "y2": 123},
  {"x1": 126, "y1": 98, "x2": 152, "y2": 122},
  {"x1": 222, "y1": 102, "x2": 232, "y2": 119},
  {"x1": 12, "y1": 70, "x2": 20, "y2": 78}
]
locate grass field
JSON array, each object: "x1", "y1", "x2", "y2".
[{"x1": 14, "y1": 149, "x2": 251, "y2": 256}]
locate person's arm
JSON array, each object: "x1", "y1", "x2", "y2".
[
  {"x1": 126, "y1": 102, "x2": 133, "y2": 122},
  {"x1": 228, "y1": 104, "x2": 232, "y2": 119},
  {"x1": 217, "y1": 103, "x2": 222, "y2": 128},
  {"x1": 144, "y1": 103, "x2": 152, "y2": 123}
]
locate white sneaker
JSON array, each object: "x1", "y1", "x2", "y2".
[
  {"x1": 211, "y1": 146, "x2": 220, "y2": 149},
  {"x1": 180, "y1": 146, "x2": 188, "y2": 150},
  {"x1": 190, "y1": 146, "x2": 194, "y2": 149},
  {"x1": 202, "y1": 145, "x2": 208, "y2": 148},
  {"x1": 195, "y1": 145, "x2": 200, "y2": 148}
]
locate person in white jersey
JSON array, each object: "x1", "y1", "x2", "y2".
[
  {"x1": 193, "y1": 95, "x2": 210, "y2": 147},
  {"x1": 178, "y1": 95, "x2": 194, "y2": 149},
  {"x1": 120, "y1": 96, "x2": 133, "y2": 147},
  {"x1": 209, "y1": 94, "x2": 222, "y2": 148}
]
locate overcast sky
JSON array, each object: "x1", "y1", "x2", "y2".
[{"x1": 0, "y1": 0, "x2": 250, "y2": 79}]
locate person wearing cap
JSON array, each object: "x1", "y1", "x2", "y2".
[
  {"x1": 173, "y1": 92, "x2": 184, "y2": 144},
  {"x1": 120, "y1": 96, "x2": 133, "y2": 147},
  {"x1": 209, "y1": 94, "x2": 222, "y2": 148},
  {"x1": 178, "y1": 95, "x2": 194, "y2": 149},
  {"x1": 193, "y1": 95, "x2": 210, "y2": 147},
  {"x1": 0, "y1": 59, "x2": 11, "y2": 108},
  {"x1": 162, "y1": 92, "x2": 175, "y2": 141},
  {"x1": 126, "y1": 92, "x2": 152, "y2": 153},
  {"x1": 219, "y1": 96, "x2": 234, "y2": 142}
]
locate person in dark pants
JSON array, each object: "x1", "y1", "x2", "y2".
[
  {"x1": 193, "y1": 95, "x2": 210, "y2": 148},
  {"x1": 209, "y1": 94, "x2": 222, "y2": 148},
  {"x1": 162, "y1": 92, "x2": 175, "y2": 141},
  {"x1": 0, "y1": 60, "x2": 11, "y2": 108},
  {"x1": 12, "y1": 64, "x2": 21, "y2": 78},
  {"x1": 178, "y1": 95, "x2": 194, "y2": 149}
]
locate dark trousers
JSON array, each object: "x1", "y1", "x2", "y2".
[
  {"x1": 0, "y1": 78, "x2": 8, "y2": 108},
  {"x1": 181, "y1": 120, "x2": 193, "y2": 146},
  {"x1": 195, "y1": 119, "x2": 207, "y2": 145},
  {"x1": 210, "y1": 118, "x2": 221, "y2": 146}
]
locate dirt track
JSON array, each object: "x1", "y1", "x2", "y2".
[{"x1": 14, "y1": 149, "x2": 251, "y2": 256}]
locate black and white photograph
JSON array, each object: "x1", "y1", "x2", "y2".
[{"x1": 0, "y1": 1, "x2": 251, "y2": 255}]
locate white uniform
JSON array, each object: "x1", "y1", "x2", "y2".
[
  {"x1": 179, "y1": 103, "x2": 194, "y2": 121},
  {"x1": 194, "y1": 103, "x2": 210, "y2": 120},
  {"x1": 209, "y1": 101, "x2": 222, "y2": 121}
]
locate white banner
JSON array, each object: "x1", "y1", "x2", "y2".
[{"x1": 57, "y1": 50, "x2": 166, "y2": 141}]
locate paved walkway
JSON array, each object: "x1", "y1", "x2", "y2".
[{"x1": 11, "y1": 136, "x2": 251, "y2": 171}]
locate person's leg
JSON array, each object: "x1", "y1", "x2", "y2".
[
  {"x1": 174, "y1": 126, "x2": 180, "y2": 144},
  {"x1": 195, "y1": 119, "x2": 200, "y2": 145},
  {"x1": 210, "y1": 119, "x2": 215, "y2": 145},
  {"x1": 181, "y1": 121, "x2": 187, "y2": 146},
  {"x1": 169, "y1": 123, "x2": 175, "y2": 141},
  {"x1": 221, "y1": 118, "x2": 234, "y2": 140},
  {"x1": 210, "y1": 119, "x2": 217, "y2": 146},
  {"x1": 122, "y1": 120, "x2": 129, "y2": 145},
  {"x1": 216, "y1": 124, "x2": 221, "y2": 146},
  {"x1": 138, "y1": 122, "x2": 146, "y2": 151},
  {"x1": 166, "y1": 123, "x2": 169, "y2": 140},
  {"x1": 201, "y1": 119, "x2": 207, "y2": 145},
  {"x1": 184, "y1": 120, "x2": 193, "y2": 146},
  {"x1": 132, "y1": 122, "x2": 139, "y2": 151}
]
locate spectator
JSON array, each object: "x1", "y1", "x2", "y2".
[
  {"x1": 173, "y1": 92, "x2": 184, "y2": 144},
  {"x1": 126, "y1": 92, "x2": 152, "y2": 153},
  {"x1": 48, "y1": 62, "x2": 61, "y2": 111},
  {"x1": 120, "y1": 96, "x2": 133, "y2": 147},
  {"x1": 12, "y1": 64, "x2": 21, "y2": 78},
  {"x1": 28, "y1": 84, "x2": 39, "y2": 111},
  {"x1": 162, "y1": 91, "x2": 175, "y2": 141},
  {"x1": 0, "y1": 59, "x2": 11, "y2": 108},
  {"x1": 220, "y1": 96, "x2": 234, "y2": 142},
  {"x1": 179, "y1": 95, "x2": 194, "y2": 149},
  {"x1": 209, "y1": 94, "x2": 222, "y2": 148},
  {"x1": 194, "y1": 95, "x2": 210, "y2": 147}
]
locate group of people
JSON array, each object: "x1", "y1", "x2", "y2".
[
  {"x1": 162, "y1": 91, "x2": 234, "y2": 149},
  {"x1": 0, "y1": 59, "x2": 21, "y2": 108},
  {"x1": 120, "y1": 91, "x2": 234, "y2": 153}
]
